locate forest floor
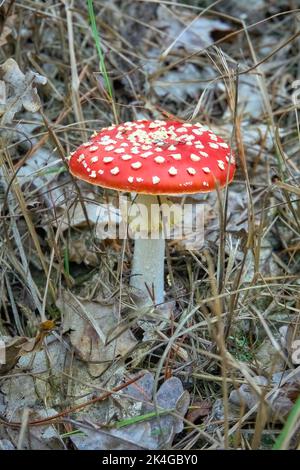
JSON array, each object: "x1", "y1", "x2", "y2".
[{"x1": 0, "y1": 0, "x2": 300, "y2": 450}]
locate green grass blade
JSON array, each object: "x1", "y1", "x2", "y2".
[
  {"x1": 63, "y1": 247, "x2": 70, "y2": 277},
  {"x1": 115, "y1": 409, "x2": 173, "y2": 429}
]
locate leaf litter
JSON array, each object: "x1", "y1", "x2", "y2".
[
  {"x1": 1, "y1": 0, "x2": 300, "y2": 450},
  {"x1": 70, "y1": 373, "x2": 190, "y2": 450},
  {"x1": 57, "y1": 289, "x2": 137, "y2": 377}
]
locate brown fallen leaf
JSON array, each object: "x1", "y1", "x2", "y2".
[
  {"x1": 57, "y1": 290, "x2": 137, "y2": 377},
  {"x1": 229, "y1": 370, "x2": 300, "y2": 421},
  {"x1": 0, "y1": 15, "x2": 16, "y2": 47},
  {"x1": 18, "y1": 320, "x2": 56, "y2": 355},
  {"x1": 0, "y1": 336, "x2": 28, "y2": 374},
  {"x1": 71, "y1": 374, "x2": 190, "y2": 450}
]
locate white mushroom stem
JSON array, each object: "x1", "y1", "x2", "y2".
[{"x1": 129, "y1": 194, "x2": 165, "y2": 305}]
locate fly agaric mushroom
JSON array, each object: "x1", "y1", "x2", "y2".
[{"x1": 68, "y1": 120, "x2": 235, "y2": 306}]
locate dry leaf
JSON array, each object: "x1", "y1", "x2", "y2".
[
  {"x1": 0, "y1": 408, "x2": 65, "y2": 450},
  {"x1": 186, "y1": 400, "x2": 212, "y2": 424},
  {"x1": 0, "y1": 440, "x2": 15, "y2": 450},
  {"x1": 0, "y1": 58, "x2": 47, "y2": 124},
  {"x1": 156, "y1": 6, "x2": 231, "y2": 51},
  {"x1": 148, "y1": 62, "x2": 206, "y2": 102},
  {"x1": 53, "y1": 192, "x2": 121, "y2": 242},
  {"x1": 0, "y1": 321, "x2": 56, "y2": 374},
  {"x1": 71, "y1": 374, "x2": 190, "y2": 450},
  {"x1": 229, "y1": 370, "x2": 300, "y2": 420},
  {"x1": 18, "y1": 320, "x2": 56, "y2": 355},
  {"x1": 0, "y1": 336, "x2": 28, "y2": 374},
  {"x1": 57, "y1": 290, "x2": 137, "y2": 377},
  {"x1": 0, "y1": 15, "x2": 17, "y2": 47}
]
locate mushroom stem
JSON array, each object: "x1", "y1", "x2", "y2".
[{"x1": 130, "y1": 194, "x2": 165, "y2": 305}]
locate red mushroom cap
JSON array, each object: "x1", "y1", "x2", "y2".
[{"x1": 68, "y1": 120, "x2": 236, "y2": 194}]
